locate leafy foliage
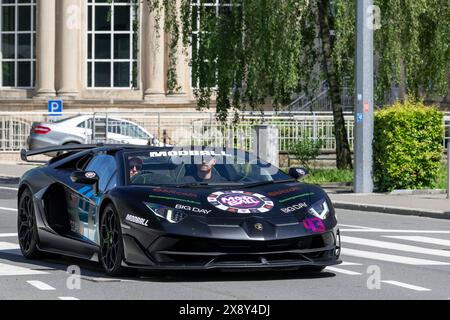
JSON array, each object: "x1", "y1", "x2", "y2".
[
  {"x1": 303, "y1": 169, "x2": 353, "y2": 184},
  {"x1": 331, "y1": 0, "x2": 450, "y2": 103},
  {"x1": 144, "y1": 0, "x2": 309, "y2": 121},
  {"x1": 142, "y1": 1, "x2": 449, "y2": 172},
  {"x1": 289, "y1": 138, "x2": 323, "y2": 169},
  {"x1": 163, "y1": 0, "x2": 449, "y2": 110},
  {"x1": 373, "y1": 101, "x2": 444, "y2": 191}
]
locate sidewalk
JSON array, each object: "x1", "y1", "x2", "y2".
[
  {"x1": 329, "y1": 192, "x2": 450, "y2": 220},
  {"x1": 0, "y1": 162, "x2": 39, "y2": 178}
]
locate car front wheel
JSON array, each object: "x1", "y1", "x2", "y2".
[{"x1": 99, "y1": 204, "x2": 127, "y2": 276}]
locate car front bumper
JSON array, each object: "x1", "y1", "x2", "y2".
[{"x1": 122, "y1": 229, "x2": 342, "y2": 271}]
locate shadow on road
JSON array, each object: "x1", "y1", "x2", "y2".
[
  {"x1": 0, "y1": 177, "x2": 20, "y2": 186},
  {"x1": 0, "y1": 250, "x2": 336, "y2": 282},
  {"x1": 136, "y1": 269, "x2": 336, "y2": 282},
  {"x1": 0, "y1": 250, "x2": 105, "y2": 278}
]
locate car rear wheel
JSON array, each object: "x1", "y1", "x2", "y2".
[
  {"x1": 99, "y1": 204, "x2": 127, "y2": 276},
  {"x1": 17, "y1": 189, "x2": 42, "y2": 259}
]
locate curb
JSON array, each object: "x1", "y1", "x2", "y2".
[
  {"x1": 318, "y1": 182, "x2": 353, "y2": 188},
  {"x1": 389, "y1": 189, "x2": 447, "y2": 195},
  {"x1": 0, "y1": 174, "x2": 21, "y2": 181},
  {"x1": 333, "y1": 201, "x2": 450, "y2": 220}
]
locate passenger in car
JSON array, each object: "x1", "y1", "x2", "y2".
[{"x1": 129, "y1": 157, "x2": 143, "y2": 178}]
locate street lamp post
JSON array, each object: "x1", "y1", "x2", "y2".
[{"x1": 354, "y1": 0, "x2": 375, "y2": 193}]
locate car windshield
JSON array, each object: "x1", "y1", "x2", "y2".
[{"x1": 125, "y1": 148, "x2": 291, "y2": 186}]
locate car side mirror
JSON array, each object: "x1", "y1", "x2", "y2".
[
  {"x1": 70, "y1": 171, "x2": 99, "y2": 193},
  {"x1": 288, "y1": 167, "x2": 309, "y2": 180}
]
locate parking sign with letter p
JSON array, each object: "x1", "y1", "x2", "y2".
[{"x1": 48, "y1": 100, "x2": 63, "y2": 115}]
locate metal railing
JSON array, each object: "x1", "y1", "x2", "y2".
[
  {"x1": 285, "y1": 83, "x2": 354, "y2": 113},
  {"x1": 0, "y1": 111, "x2": 449, "y2": 154},
  {"x1": 190, "y1": 113, "x2": 355, "y2": 152}
]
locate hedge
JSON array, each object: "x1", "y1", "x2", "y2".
[{"x1": 373, "y1": 100, "x2": 444, "y2": 191}]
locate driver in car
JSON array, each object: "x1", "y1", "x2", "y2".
[
  {"x1": 189, "y1": 155, "x2": 227, "y2": 183},
  {"x1": 197, "y1": 156, "x2": 217, "y2": 181},
  {"x1": 129, "y1": 157, "x2": 143, "y2": 179}
]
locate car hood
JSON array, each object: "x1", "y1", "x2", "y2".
[
  {"x1": 113, "y1": 182, "x2": 336, "y2": 241},
  {"x1": 117, "y1": 181, "x2": 330, "y2": 219}
]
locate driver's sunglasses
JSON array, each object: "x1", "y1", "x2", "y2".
[
  {"x1": 201, "y1": 155, "x2": 215, "y2": 163},
  {"x1": 130, "y1": 163, "x2": 142, "y2": 170}
]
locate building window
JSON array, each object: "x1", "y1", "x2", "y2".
[
  {"x1": 87, "y1": 0, "x2": 138, "y2": 88},
  {"x1": 0, "y1": 0, "x2": 36, "y2": 88},
  {"x1": 191, "y1": 0, "x2": 233, "y2": 88}
]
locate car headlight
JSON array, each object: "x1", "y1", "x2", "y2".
[
  {"x1": 308, "y1": 199, "x2": 330, "y2": 220},
  {"x1": 144, "y1": 202, "x2": 187, "y2": 224}
]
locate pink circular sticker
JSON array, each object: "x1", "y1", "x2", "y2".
[{"x1": 207, "y1": 191, "x2": 274, "y2": 214}]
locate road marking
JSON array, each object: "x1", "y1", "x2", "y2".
[
  {"x1": 80, "y1": 276, "x2": 125, "y2": 283},
  {"x1": 58, "y1": 297, "x2": 80, "y2": 300},
  {"x1": 382, "y1": 280, "x2": 431, "y2": 292},
  {"x1": 0, "y1": 186, "x2": 18, "y2": 191},
  {"x1": 341, "y1": 236, "x2": 450, "y2": 258},
  {"x1": 338, "y1": 224, "x2": 378, "y2": 230},
  {"x1": 326, "y1": 266, "x2": 362, "y2": 275},
  {"x1": 0, "y1": 242, "x2": 20, "y2": 250},
  {"x1": 0, "y1": 263, "x2": 47, "y2": 276},
  {"x1": 341, "y1": 248, "x2": 450, "y2": 265},
  {"x1": 0, "y1": 207, "x2": 17, "y2": 212},
  {"x1": 27, "y1": 280, "x2": 56, "y2": 291},
  {"x1": 0, "y1": 233, "x2": 17, "y2": 238},
  {"x1": 340, "y1": 229, "x2": 450, "y2": 234},
  {"x1": 340, "y1": 261, "x2": 363, "y2": 266},
  {"x1": 384, "y1": 236, "x2": 450, "y2": 247}
]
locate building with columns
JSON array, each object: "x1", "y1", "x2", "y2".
[{"x1": 0, "y1": 0, "x2": 198, "y2": 112}]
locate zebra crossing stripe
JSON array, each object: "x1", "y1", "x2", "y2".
[
  {"x1": 338, "y1": 224, "x2": 378, "y2": 230},
  {"x1": 384, "y1": 236, "x2": 450, "y2": 247},
  {"x1": 340, "y1": 261, "x2": 363, "y2": 266},
  {"x1": 340, "y1": 229, "x2": 450, "y2": 234},
  {"x1": 382, "y1": 280, "x2": 431, "y2": 292},
  {"x1": 0, "y1": 263, "x2": 48, "y2": 276},
  {"x1": 0, "y1": 186, "x2": 18, "y2": 191},
  {"x1": 0, "y1": 233, "x2": 17, "y2": 238},
  {"x1": 27, "y1": 280, "x2": 55, "y2": 291},
  {"x1": 341, "y1": 248, "x2": 450, "y2": 265},
  {"x1": 0, "y1": 207, "x2": 17, "y2": 212},
  {"x1": 341, "y1": 236, "x2": 450, "y2": 258},
  {"x1": 326, "y1": 267, "x2": 362, "y2": 275},
  {"x1": 0, "y1": 242, "x2": 20, "y2": 250}
]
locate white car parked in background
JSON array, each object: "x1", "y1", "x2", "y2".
[{"x1": 27, "y1": 115, "x2": 162, "y2": 151}]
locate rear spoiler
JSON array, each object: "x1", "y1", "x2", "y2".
[
  {"x1": 20, "y1": 143, "x2": 154, "y2": 163},
  {"x1": 20, "y1": 144, "x2": 107, "y2": 163}
]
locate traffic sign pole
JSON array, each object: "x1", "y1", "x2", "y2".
[{"x1": 354, "y1": 0, "x2": 375, "y2": 193}]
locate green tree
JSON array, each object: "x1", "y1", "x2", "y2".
[
  {"x1": 143, "y1": 0, "x2": 450, "y2": 169},
  {"x1": 316, "y1": 0, "x2": 353, "y2": 169},
  {"x1": 290, "y1": 138, "x2": 323, "y2": 170}
]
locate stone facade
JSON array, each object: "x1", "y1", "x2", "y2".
[{"x1": 0, "y1": 0, "x2": 197, "y2": 112}]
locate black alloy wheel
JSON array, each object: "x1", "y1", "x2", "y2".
[
  {"x1": 17, "y1": 189, "x2": 41, "y2": 258},
  {"x1": 100, "y1": 204, "x2": 127, "y2": 276}
]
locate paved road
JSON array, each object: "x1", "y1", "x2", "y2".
[{"x1": 1, "y1": 180, "x2": 449, "y2": 300}]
